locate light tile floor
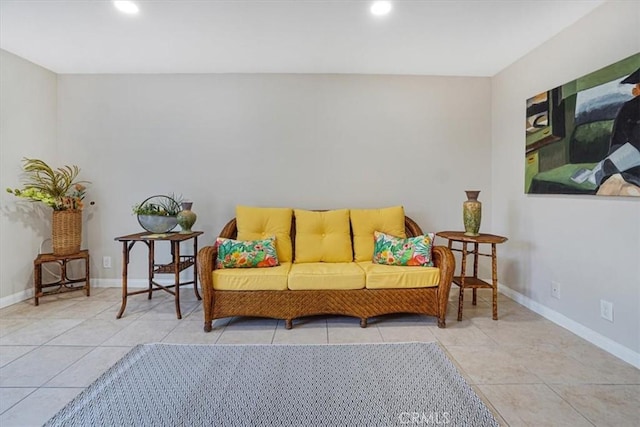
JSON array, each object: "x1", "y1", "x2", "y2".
[{"x1": 0, "y1": 287, "x2": 638, "y2": 426}]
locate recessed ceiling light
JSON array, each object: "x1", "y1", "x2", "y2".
[
  {"x1": 113, "y1": 1, "x2": 139, "y2": 15},
  {"x1": 370, "y1": 1, "x2": 392, "y2": 16}
]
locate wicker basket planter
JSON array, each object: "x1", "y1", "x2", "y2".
[{"x1": 52, "y1": 210, "x2": 82, "y2": 256}]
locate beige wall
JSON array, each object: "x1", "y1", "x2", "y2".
[
  {"x1": 0, "y1": 50, "x2": 57, "y2": 304},
  {"x1": 491, "y1": 0, "x2": 640, "y2": 360},
  {"x1": 55, "y1": 73, "x2": 492, "y2": 284}
]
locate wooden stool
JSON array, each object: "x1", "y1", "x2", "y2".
[{"x1": 33, "y1": 250, "x2": 90, "y2": 305}]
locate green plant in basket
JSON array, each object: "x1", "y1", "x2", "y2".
[
  {"x1": 133, "y1": 194, "x2": 183, "y2": 233},
  {"x1": 132, "y1": 194, "x2": 182, "y2": 216}
]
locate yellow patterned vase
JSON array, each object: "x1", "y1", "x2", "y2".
[{"x1": 463, "y1": 191, "x2": 482, "y2": 236}]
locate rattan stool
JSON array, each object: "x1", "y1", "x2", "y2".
[{"x1": 33, "y1": 250, "x2": 90, "y2": 305}]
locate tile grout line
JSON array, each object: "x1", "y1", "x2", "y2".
[
  {"x1": 544, "y1": 383, "x2": 597, "y2": 427},
  {"x1": 0, "y1": 387, "x2": 39, "y2": 416}
]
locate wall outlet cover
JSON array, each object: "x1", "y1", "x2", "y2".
[
  {"x1": 600, "y1": 300, "x2": 613, "y2": 322},
  {"x1": 551, "y1": 281, "x2": 561, "y2": 299}
]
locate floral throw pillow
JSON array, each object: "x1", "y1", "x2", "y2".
[
  {"x1": 372, "y1": 231, "x2": 435, "y2": 267},
  {"x1": 215, "y1": 236, "x2": 280, "y2": 268}
]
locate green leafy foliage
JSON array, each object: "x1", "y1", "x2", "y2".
[
  {"x1": 6, "y1": 158, "x2": 89, "y2": 211},
  {"x1": 132, "y1": 194, "x2": 182, "y2": 216}
]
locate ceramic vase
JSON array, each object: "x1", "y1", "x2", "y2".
[
  {"x1": 177, "y1": 202, "x2": 197, "y2": 234},
  {"x1": 463, "y1": 190, "x2": 481, "y2": 236}
]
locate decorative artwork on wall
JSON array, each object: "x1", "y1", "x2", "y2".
[{"x1": 525, "y1": 52, "x2": 640, "y2": 197}]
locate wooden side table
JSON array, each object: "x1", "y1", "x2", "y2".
[
  {"x1": 114, "y1": 231, "x2": 203, "y2": 319},
  {"x1": 33, "y1": 250, "x2": 90, "y2": 305},
  {"x1": 436, "y1": 231, "x2": 508, "y2": 321}
]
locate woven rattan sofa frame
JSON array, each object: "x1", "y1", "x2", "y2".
[{"x1": 197, "y1": 215, "x2": 455, "y2": 332}]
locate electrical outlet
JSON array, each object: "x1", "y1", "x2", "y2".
[
  {"x1": 551, "y1": 281, "x2": 561, "y2": 299},
  {"x1": 600, "y1": 300, "x2": 613, "y2": 322},
  {"x1": 103, "y1": 256, "x2": 112, "y2": 269}
]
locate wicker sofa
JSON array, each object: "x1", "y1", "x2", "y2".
[{"x1": 197, "y1": 206, "x2": 455, "y2": 332}]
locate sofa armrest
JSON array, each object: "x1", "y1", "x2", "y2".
[
  {"x1": 432, "y1": 245, "x2": 455, "y2": 326},
  {"x1": 197, "y1": 245, "x2": 218, "y2": 331}
]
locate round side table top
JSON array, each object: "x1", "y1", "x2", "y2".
[{"x1": 436, "y1": 231, "x2": 508, "y2": 244}]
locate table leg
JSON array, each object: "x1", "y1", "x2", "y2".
[
  {"x1": 491, "y1": 243, "x2": 498, "y2": 320},
  {"x1": 117, "y1": 241, "x2": 130, "y2": 319},
  {"x1": 148, "y1": 240, "x2": 155, "y2": 299},
  {"x1": 472, "y1": 242, "x2": 479, "y2": 305},
  {"x1": 193, "y1": 236, "x2": 201, "y2": 300},
  {"x1": 174, "y1": 241, "x2": 182, "y2": 319},
  {"x1": 60, "y1": 259, "x2": 70, "y2": 295},
  {"x1": 84, "y1": 252, "x2": 91, "y2": 297},
  {"x1": 34, "y1": 262, "x2": 42, "y2": 306},
  {"x1": 458, "y1": 242, "x2": 467, "y2": 321}
]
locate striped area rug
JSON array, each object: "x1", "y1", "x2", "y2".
[{"x1": 46, "y1": 342, "x2": 498, "y2": 426}]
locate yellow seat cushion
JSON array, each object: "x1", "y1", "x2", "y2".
[
  {"x1": 294, "y1": 209, "x2": 353, "y2": 263},
  {"x1": 213, "y1": 262, "x2": 292, "y2": 291},
  {"x1": 236, "y1": 206, "x2": 293, "y2": 263},
  {"x1": 288, "y1": 263, "x2": 365, "y2": 290},
  {"x1": 358, "y1": 261, "x2": 440, "y2": 289},
  {"x1": 350, "y1": 206, "x2": 406, "y2": 262}
]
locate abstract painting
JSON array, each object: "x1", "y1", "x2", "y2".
[{"x1": 525, "y1": 52, "x2": 640, "y2": 197}]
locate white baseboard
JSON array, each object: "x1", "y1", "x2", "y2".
[
  {"x1": 499, "y1": 283, "x2": 640, "y2": 369},
  {"x1": 0, "y1": 288, "x2": 34, "y2": 308}
]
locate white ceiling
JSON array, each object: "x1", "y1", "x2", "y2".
[{"x1": 0, "y1": 0, "x2": 605, "y2": 76}]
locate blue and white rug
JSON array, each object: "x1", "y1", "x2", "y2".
[{"x1": 46, "y1": 342, "x2": 498, "y2": 426}]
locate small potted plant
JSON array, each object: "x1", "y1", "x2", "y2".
[{"x1": 132, "y1": 194, "x2": 182, "y2": 233}]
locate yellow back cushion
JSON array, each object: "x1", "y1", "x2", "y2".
[
  {"x1": 236, "y1": 206, "x2": 293, "y2": 263},
  {"x1": 294, "y1": 209, "x2": 353, "y2": 263},
  {"x1": 350, "y1": 206, "x2": 406, "y2": 262}
]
